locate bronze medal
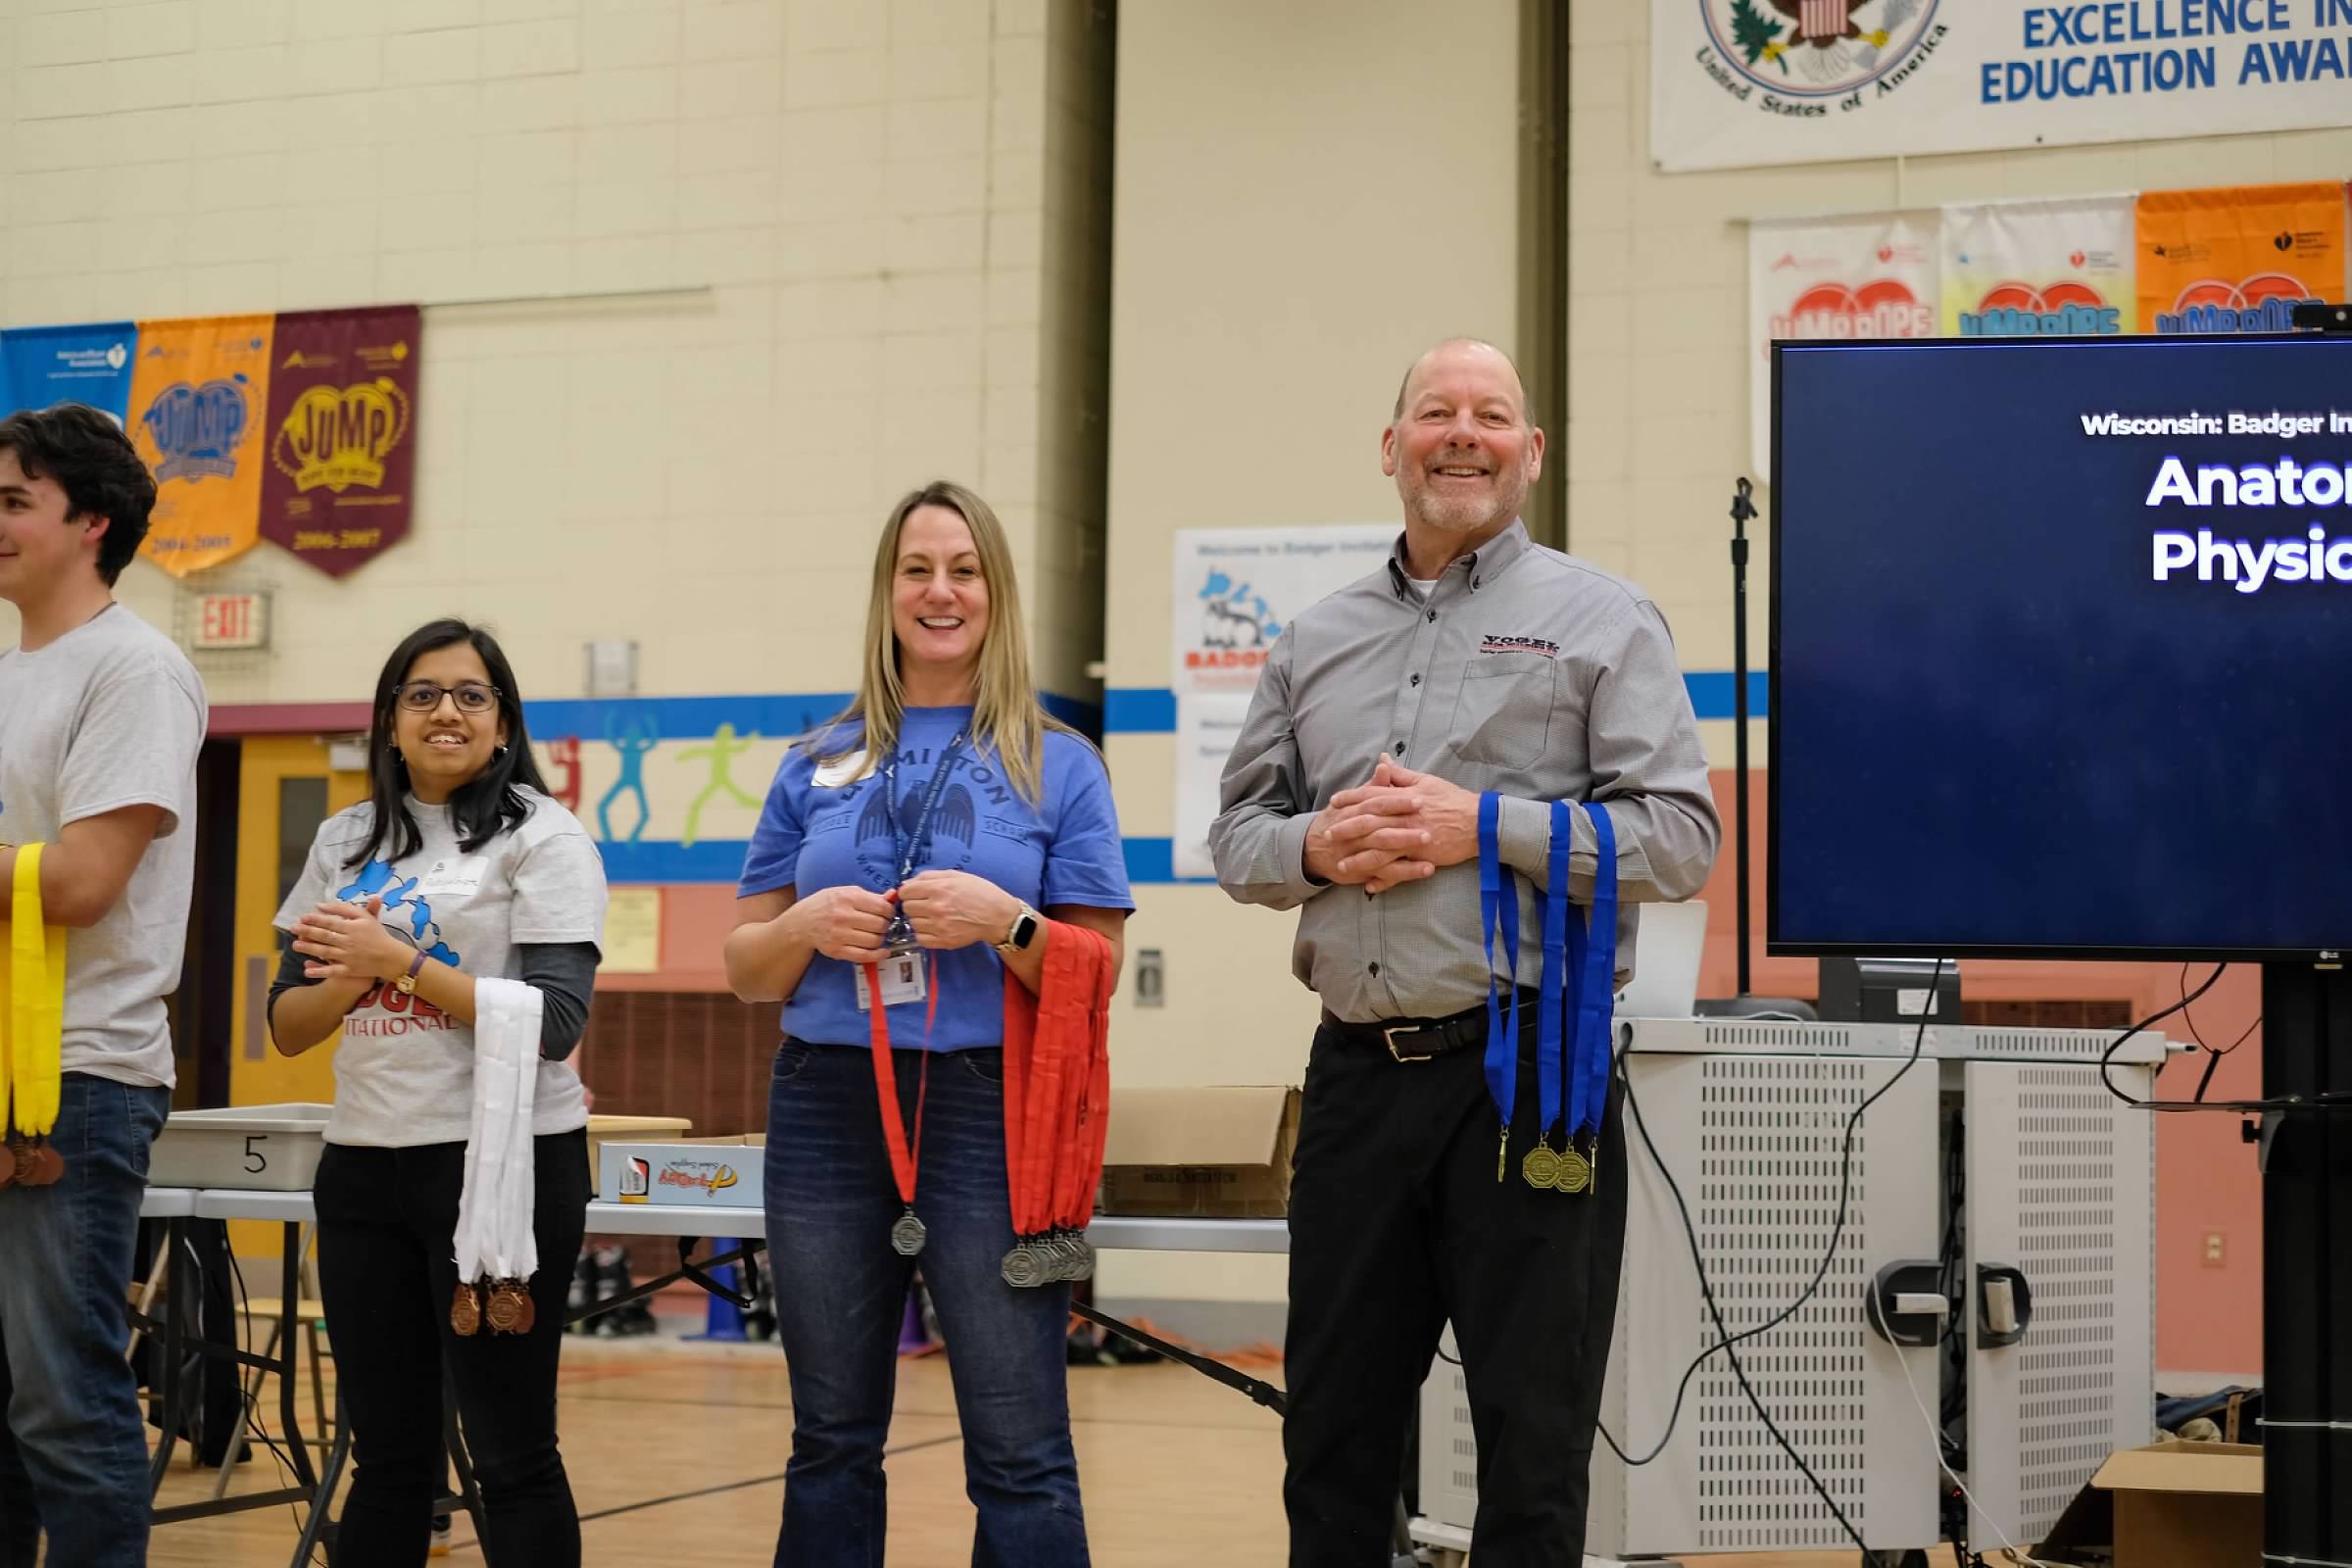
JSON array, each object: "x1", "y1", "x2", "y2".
[
  {"x1": 0, "y1": 1142, "x2": 16, "y2": 1193},
  {"x1": 450, "y1": 1281, "x2": 483, "y2": 1337},
  {"x1": 1552, "y1": 1145, "x2": 1592, "y2": 1195},
  {"x1": 23, "y1": 1139, "x2": 61, "y2": 1187},
  {"x1": 9, "y1": 1141, "x2": 34, "y2": 1187},
  {"x1": 484, "y1": 1281, "x2": 526, "y2": 1335},
  {"x1": 1521, "y1": 1141, "x2": 1561, "y2": 1190}
]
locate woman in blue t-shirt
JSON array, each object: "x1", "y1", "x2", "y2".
[{"x1": 726, "y1": 479, "x2": 1133, "y2": 1567}]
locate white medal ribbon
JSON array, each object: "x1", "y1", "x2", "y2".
[{"x1": 453, "y1": 977, "x2": 542, "y2": 1285}]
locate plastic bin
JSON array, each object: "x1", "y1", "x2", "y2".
[{"x1": 149, "y1": 1103, "x2": 334, "y2": 1192}]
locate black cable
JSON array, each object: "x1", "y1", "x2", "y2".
[
  {"x1": 2099, "y1": 965, "x2": 2347, "y2": 1114},
  {"x1": 1592, "y1": 958, "x2": 1945, "y2": 1554},
  {"x1": 225, "y1": 1245, "x2": 331, "y2": 1566}
]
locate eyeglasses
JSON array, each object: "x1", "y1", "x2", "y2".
[{"x1": 396, "y1": 680, "x2": 501, "y2": 713}]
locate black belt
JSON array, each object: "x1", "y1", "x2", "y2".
[{"x1": 1322, "y1": 989, "x2": 1539, "y2": 1063}]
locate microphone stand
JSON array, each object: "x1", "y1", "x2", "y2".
[
  {"x1": 1731, "y1": 476, "x2": 1755, "y2": 998},
  {"x1": 1695, "y1": 475, "x2": 1814, "y2": 1021}
]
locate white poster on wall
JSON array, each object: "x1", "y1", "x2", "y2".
[
  {"x1": 1939, "y1": 194, "x2": 2138, "y2": 336},
  {"x1": 1168, "y1": 524, "x2": 1396, "y2": 877},
  {"x1": 1747, "y1": 210, "x2": 1938, "y2": 477},
  {"x1": 1655, "y1": 0, "x2": 2352, "y2": 173}
]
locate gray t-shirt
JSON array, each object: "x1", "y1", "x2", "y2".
[
  {"x1": 0, "y1": 603, "x2": 205, "y2": 1089},
  {"x1": 275, "y1": 786, "x2": 607, "y2": 1148}
]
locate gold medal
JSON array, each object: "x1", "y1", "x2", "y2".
[
  {"x1": 1522, "y1": 1141, "x2": 1561, "y2": 1190},
  {"x1": 450, "y1": 1281, "x2": 483, "y2": 1337},
  {"x1": 1552, "y1": 1146, "x2": 1592, "y2": 1195}
]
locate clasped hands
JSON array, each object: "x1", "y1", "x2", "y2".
[
  {"x1": 290, "y1": 897, "x2": 418, "y2": 984},
  {"x1": 1303, "y1": 753, "x2": 1481, "y2": 895},
  {"x1": 794, "y1": 871, "x2": 1018, "y2": 965}
]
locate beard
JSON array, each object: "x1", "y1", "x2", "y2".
[{"x1": 1400, "y1": 467, "x2": 1527, "y2": 535}]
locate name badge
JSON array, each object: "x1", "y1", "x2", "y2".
[
  {"x1": 856, "y1": 955, "x2": 927, "y2": 1011},
  {"x1": 416, "y1": 856, "x2": 487, "y2": 899}
]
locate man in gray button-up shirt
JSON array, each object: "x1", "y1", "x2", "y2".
[{"x1": 1209, "y1": 339, "x2": 1719, "y2": 1568}]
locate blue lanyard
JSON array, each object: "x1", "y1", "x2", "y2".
[
  {"x1": 880, "y1": 729, "x2": 966, "y2": 883},
  {"x1": 1479, "y1": 795, "x2": 1619, "y2": 1148},
  {"x1": 1477, "y1": 793, "x2": 1522, "y2": 1129}
]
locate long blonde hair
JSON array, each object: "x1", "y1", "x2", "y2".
[{"x1": 809, "y1": 480, "x2": 1070, "y2": 805}]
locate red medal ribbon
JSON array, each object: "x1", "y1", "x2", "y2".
[{"x1": 863, "y1": 953, "x2": 940, "y2": 1212}]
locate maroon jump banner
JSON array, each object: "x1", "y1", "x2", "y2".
[{"x1": 258, "y1": 306, "x2": 420, "y2": 577}]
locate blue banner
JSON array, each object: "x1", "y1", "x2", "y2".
[{"x1": 0, "y1": 322, "x2": 138, "y2": 425}]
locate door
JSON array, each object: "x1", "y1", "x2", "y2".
[{"x1": 228, "y1": 736, "x2": 367, "y2": 1109}]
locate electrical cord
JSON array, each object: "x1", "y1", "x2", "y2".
[
  {"x1": 225, "y1": 1245, "x2": 332, "y2": 1567},
  {"x1": 1871, "y1": 1289, "x2": 2056, "y2": 1568},
  {"x1": 2098, "y1": 964, "x2": 2342, "y2": 1114},
  {"x1": 1593, "y1": 958, "x2": 1946, "y2": 1555}
]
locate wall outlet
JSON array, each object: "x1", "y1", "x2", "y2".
[{"x1": 2203, "y1": 1230, "x2": 2227, "y2": 1268}]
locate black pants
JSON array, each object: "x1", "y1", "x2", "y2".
[
  {"x1": 1283, "y1": 1014, "x2": 1628, "y2": 1568},
  {"x1": 314, "y1": 1131, "x2": 589, "y2": 1568}
]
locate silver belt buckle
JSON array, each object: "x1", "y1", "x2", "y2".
[{"x1": 1384, "y1": 1024, "x2": 1432, "y2": 1063}]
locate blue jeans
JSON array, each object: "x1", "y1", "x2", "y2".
[
  {"x1": 0, "y1": 1072, "x2": 171, "y2": 1568},
  {"x1": 763, "y1": 1040, "x2": 1089, "y2": 1568}
]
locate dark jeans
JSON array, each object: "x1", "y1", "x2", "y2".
[
  {"x1": 314, "y1": 1130, "x2": 589, "y2": 1568},
  {"x1": 1284, "y1": 1016, "x2": 1628, "y2": 1568},
  {"x1": 763, "y1": 1040, "x2": 1088, "y2": 1568},
  {"x1": 0, "y1": 1072, "x2": 170, "y2": 1568}
]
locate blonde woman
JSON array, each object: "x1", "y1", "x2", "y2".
[{"x1": 725, "y1": 481, "x2": 1131, "y2": 1567}]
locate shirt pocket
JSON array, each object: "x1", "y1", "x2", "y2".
[{"x1": 1449, "y1": 654, "x2": 1556, "y2": 770}]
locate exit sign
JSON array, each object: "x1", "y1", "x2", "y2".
[{"x1": 194, "y1": 593, "x2": 270, "y2": 650}]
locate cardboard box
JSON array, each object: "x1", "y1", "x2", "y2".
[
  {"x1": 2037, "y1": 1440, "x2": 2262, "y2": 1568},
  {"x1": 1097, "y1": 1086, "x2": 1299, "y2": 1218},
  {"x1": 598, "y1": 1137, "x2": 764, "y2": 1208},
  {"x1": 585, "y1": 1114, "x2": 692, "y2": 1183}
]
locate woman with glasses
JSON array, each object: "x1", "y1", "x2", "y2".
[{"x1": 268, "y1": 618, "x2": 607, "y2": 1568}]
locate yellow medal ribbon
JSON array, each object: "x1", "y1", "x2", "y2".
[{"x1": 0, "y1": 845, "x2": 66, "y2": 1140}]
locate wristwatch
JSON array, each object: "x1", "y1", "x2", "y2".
[
  {"x1": 995, "y1": 902, "x2": 1042, "y2": 956},
  {"x1": 395, "y1": 949, "x2": 429, "y2": 995}
]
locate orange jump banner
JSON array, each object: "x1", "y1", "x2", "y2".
[
  {"x1": 130, "y1": 315, "x2": 273, "y2": 578},
  {"x1": 2135, "y1": 180, "x2": 2348, "y2": 336}
]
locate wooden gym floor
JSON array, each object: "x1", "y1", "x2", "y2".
[{"x1": 144, "y1": 1302, "x2": 1970, "y2": 1568}]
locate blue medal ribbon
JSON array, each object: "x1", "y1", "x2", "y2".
[
  {"x1": 1477, "y1": 793, "x2": 1521, "y2": 1133},
  {"x1": 1562, "y1": 801, "x2": 1617, "y2": 1140},
  {"x1": 1482, "y1": 794, "x2": 1620, "y2": 1150}
]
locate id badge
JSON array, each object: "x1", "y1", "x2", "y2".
[{"x1": 856, "y1": 954, "x2": 928, "y2": 1011}]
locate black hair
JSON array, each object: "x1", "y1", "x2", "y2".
[
  {"x1": 349, "y1": 618, "x2": 552, "y2": 868},
  {"x1": 0, "y1": 404, "x2": 158, "y2": 586}
]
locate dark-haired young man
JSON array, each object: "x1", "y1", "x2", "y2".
[{"x1": 0, "y1": 403, "x2": 205, "y2": 1567}]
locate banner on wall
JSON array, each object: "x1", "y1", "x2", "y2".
[
  {"x1": 1748, "y1": 211, "x2": 1937, "y2": 477},
  {"x1": 1940, "y1": 194, "x2": 2137, "y2": 336},
  {"x1": 2134, "y1": 180, "x2": 2348, "y2": 335},
  {"x1": 129, "y1": 315, "x2": 273, "y2": 578},
  {"x1": 0, "y1": 323, "x2": 138, "y2": 425},
  {"x1": 258, "y1": 306, "x2": 421, "y2": 577},
  {"x1": 1168, "y1": 524, "x2": 1396, "y2": 877},
  {"x1": 1655, "y1": 0, "x2": 2352, "y2": 172}
]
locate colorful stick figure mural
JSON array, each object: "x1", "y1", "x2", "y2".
[
  {"x1": 598, "y1": 712, "x2": 659, "y2": 845},
  {"x1": 677, "y1": 722, "x2": 760, "y2": 849}
]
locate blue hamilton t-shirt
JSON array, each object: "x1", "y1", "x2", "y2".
[{"x1": 739, "y1": 705, "x2": 1133, "y2": 1051}]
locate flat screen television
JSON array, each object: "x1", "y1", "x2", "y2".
[{"x1": 1770, "y1": 332, "x2": 2352, "y2": 961}]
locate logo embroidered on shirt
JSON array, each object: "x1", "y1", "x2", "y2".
[{"x1": 1481, "y1": 634, "x2": 1559, "y2": 658}]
